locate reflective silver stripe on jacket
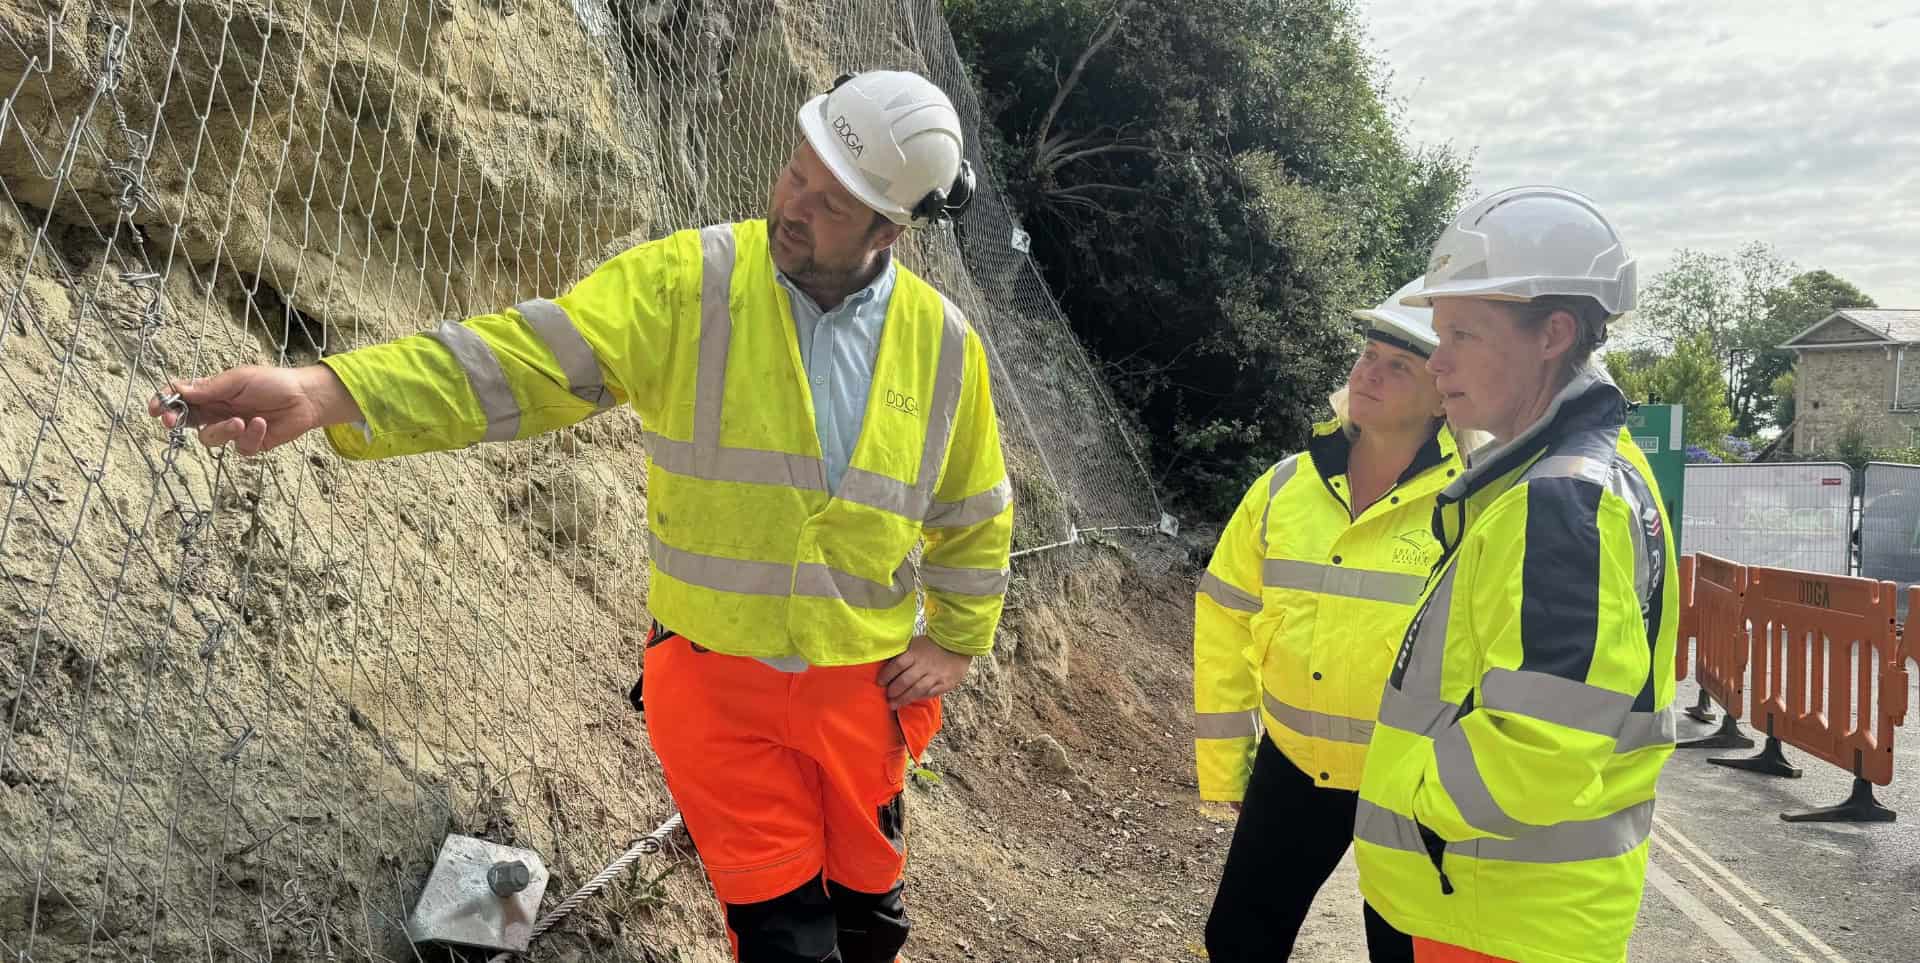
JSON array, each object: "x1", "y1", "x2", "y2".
[
  {"x1": 1258, "y1": 456, "x2": 1301, "y2": 555},
  {"x1": 515, "y1": 297, "x2": 612, "y2": 408},
  {"x1": 1433, "y1": 724, "x2": 1533, "y2": 837},
  {"x1": 1354, "y1": 798, "x2": 1655, "y2": 864},
  {"x1": 1198, "y1": 572, "x2": 1261, "y2": 613},
  {"x1": 1481, "y1": 668, "x2": 1677, "y2": 753},
  {"x1": 1194, "y1": 709, "x2": 1259, "y2": 740},
  {"x1": 926, "y1": 479, "x2": 1013, "y2": 529},
  {"x1": 921, "y1": 563, "x2": 1011, "y2": 597},
  {"x1": 794, "y1": 558, "x2": 915, "y2": 609},
  {"x1": 649, "y1": 532, "x2": 913, "y2": 610},
  {"x1": 427, "y1": 321, "x2": 520, "y2": 442},
  {"x1": 1264, "y1": 559, "x2": 1425, "y2": 605},
  {"x1": 1264, "y1": 691, "x2": 1374, "y2": 745},
  {"x1": 1375, "y1": 567, "x2": 1461, "y2": 735},
  {"x1": 696, "y1": 224, "x2": 736, "y2": 453},
  {"x1": 647, "y1": 224, "x2": 971, "y2": 524}
]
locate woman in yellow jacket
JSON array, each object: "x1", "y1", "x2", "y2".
[
  {"x1": 1354, "y1": 187, "x2": 1677, "y2": 963},
  {"x1": 1194, "y1": 279, "x2": 1476, "y2": 962}
]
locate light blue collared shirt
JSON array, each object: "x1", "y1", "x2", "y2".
[{"x1": 777, "y1": 253, "x2": 898, "y2": 493}]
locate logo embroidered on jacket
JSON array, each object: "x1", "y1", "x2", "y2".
[
  {"x1": 1391, "y1": 530, "x2": 1433, "y2": 567},
  {"x1": 885, "y1": 389, "x2": 919, "y2": 415}
]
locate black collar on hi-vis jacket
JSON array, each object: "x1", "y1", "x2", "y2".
[
  {"x1": 1423, "y1": 367, "x2": 1630, "y2": 557},
  {"x1": 1439, "y1": 366, "x2": 1629, "y2": 507},
  {"x1": 1306, "y1": 419, "x2": 1453, "y2": 494}
]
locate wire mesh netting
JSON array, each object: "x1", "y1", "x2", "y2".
[{"x1": 0, "y1": 1, "x2": 1160, "y2": 959}]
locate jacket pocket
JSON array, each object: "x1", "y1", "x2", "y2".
[
  {"x1": 1416, "y1": 820, "x2": 1456, "y2": 896},
  {"x1": 630, "y1": 623, "x2": 680, "y2": 715},
  {"x1": 877, "y1": 793, "x2": 906, "y2": 854}
]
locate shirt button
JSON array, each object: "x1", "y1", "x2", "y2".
[
  {"x1": 1390, "y1": 496, "x2": 1400, "y2": 504},
  {"x1": 1319, "y1": 772, "x2": 1331, "y2": 781},
  {"x1": 1312, "y1": 672, "x2": 1323, "y2": 681},
  {"x1": 1331, "y1": 555, "x2": 1343, "y2": 565},
  {"x1": 1448, "y1": 469, "x2": 1457, "y2": 477},
  {"x1": 813, "y1": 376, "x2": 826, "y2": 386}
]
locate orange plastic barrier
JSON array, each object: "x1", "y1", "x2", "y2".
[
  {"x1": 1675, "y1": 554, "x2": 1908, "y2": 821},
  {"x1": 1678, "y1": 554, "x2": 1754, "y2": 748},
  {"x1": 1714, "y1": 567, "x2": 1908, "y2": 821},
  {"x1": 1675, "y1": 555, "x2": 1694, "y2": 683},
  {"x1": 1744, "y1": 568, "x2": 1906, "y2": 779}
]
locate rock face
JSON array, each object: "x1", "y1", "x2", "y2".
[
  {"x1": 0, "y1": 2, "x2": 962, "y2": 961},
  {"x1": 0, "y1": 0, "x2": 1159, "y2": 958}
]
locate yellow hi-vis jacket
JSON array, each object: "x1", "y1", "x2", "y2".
[
  {"x1": 1354, "y1": 369, "x2": 1678, "y2": 963},
  {"x1": 1194, "y1": 419, "x2": 1461, "y2": 800},
  {"x1": 318, "y1": 220, "x2": 1014, "y2": 665}
]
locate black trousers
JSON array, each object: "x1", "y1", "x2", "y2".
[
  {"x1": 1205, "y1": 736, "x2": 1415, "y2": 962},
  {"x1": 724, "y1": 874, "x2": 909, "y2": 963}
]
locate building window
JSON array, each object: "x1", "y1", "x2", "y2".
[{"x1": 1910, "y1": 426, "x2": 1920, "y2": 448}]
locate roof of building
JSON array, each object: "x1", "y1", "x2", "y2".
[{"x1": 1780, "y1": 308, "x2": 1920, "y2": 348}]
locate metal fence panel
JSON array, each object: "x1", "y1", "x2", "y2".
[
  {"x1": 1681, "y1": 463, "x2": 1853, "y2": 574},
  {"x1": 1859, "y1": 462, "x2": 1920, "y2": 620}
]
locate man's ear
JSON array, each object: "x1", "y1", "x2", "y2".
[{"x1": 868, "y1": 216, "x2": 904, "y2": 252}]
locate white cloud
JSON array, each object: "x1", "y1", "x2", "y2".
[{"x1": 1364, "y1": 0, "x2": 1920, "y2": 307}]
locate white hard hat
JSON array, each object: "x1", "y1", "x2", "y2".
[
  {"x1": 1354, "y1": 276, "x2": 1438, "y2": 357},
  {"x1": 1401, "y1": 186, "x2": 1636, "y2": 319},
  {"x1": 798, "y1": 70, "x2": 972, "y2": 227}
]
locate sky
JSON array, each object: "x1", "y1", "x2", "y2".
[{"x1": 1362, "y1": 0, "x2": 1920, "y2": 313}]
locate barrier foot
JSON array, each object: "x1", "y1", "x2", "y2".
[
  {"x1": 1710, "y1": 736, "x2": 1803, "y2": 779},
  {"x1": 1677, "y1": 714, "x2": 1754, "y2": 750},
  {"x1": 1683, "y1": 690, "x2": 1717, "y2": 725},
  {"x1": 1781, "y1": 777, "x2": 1896, "y2": 824}
]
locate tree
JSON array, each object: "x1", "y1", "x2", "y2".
[
  {"x1": 1627, "y1": 243, "x2": 1795, "y2": 434},
  {"x1": 1604, "y1": 346, "x2": 1663, "y2": 403},
  {"x1": 946, "y1": 0, "x2": 1471, "y2": 514},
  {"x1": 1771, "y1": 370, "x2": 1797, "y2": 433},
  {"x1": 1752, "y1": 270, "x2": 1877, "y2": 426},
  {"x1": 1603, "y1": 334, "x2": 1735, "y2": 456}
]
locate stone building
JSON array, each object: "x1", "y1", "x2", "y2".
[{"x1": 1783, "y1": 309, "x2": 1920, "y2": 452}]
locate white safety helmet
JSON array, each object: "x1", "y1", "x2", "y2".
[
  {"x1": 798, "y1": 70, "x2": 975, "y2": 227},
  {"x1": 1354, "y1": 276, "x2": 1438, "y2": 357},
  {"x1": 1401, "y1": 186, "x2": 1636, "y2": 320}
]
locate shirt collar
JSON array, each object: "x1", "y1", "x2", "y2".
[{"x1": 776, "y1": 248, "x2": 896, "y2": 315}]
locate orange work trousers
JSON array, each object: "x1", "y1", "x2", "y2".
[
  {"x1": 642, "y1": 630, "x2": 940, "y2": 959},
  {"x1": 1413, "y1": 938, "x2": 1513, "y2": 962}
]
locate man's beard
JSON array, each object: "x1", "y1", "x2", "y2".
[{"x1": 771, "y1": 214, "x2": 863, "y2": 292}]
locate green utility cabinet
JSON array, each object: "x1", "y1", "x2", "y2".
[{"x1": 1625, "y1": 403, "x2": 1685, "y2": 545}]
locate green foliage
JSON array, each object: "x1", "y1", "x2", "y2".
[
  {"x1": 1626, "y1": 243, "x2": 1793, "y2": 435},
  {"x1": 1771, "y1": 370, "x2": 1796, "y2": 430},
  {"x1": 1624, "y1": 246, "x2": 1876, "y2": 436},
  {"x1": 1871, "y1": 445, "x2": 1920, "y2": 465},
  {"x1": 1603, "y1": 334, "x2": 1735, "y2": 456},
  {"x1": 946, "y1": 0, "x2": 1471, "y2": 515},
  {"x1": 1836, "y1": 419, "x2": 1875, "y2": 477},
  {"x1": 1757, "y1": 270, "x2": 1876, "y2": 428}
]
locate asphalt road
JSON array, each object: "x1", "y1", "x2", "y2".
[{"x1": 1631, "y1": 675, "x2": 1920, "y2": 962}]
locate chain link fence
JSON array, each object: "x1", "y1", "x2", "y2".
[
  {"x1": 1680, "y1": 463, "x2": 1854, "y2": 575},
  {"x1": 0, "y1": 1, "x2": 1160, "y2": 960},
  {"x1": 1858, "y1": 462, "x2": 1920, "y2": 621}
]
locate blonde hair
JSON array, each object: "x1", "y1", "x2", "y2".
[{"x1": 1328, "y1": 385, "x2": 1357, "y2": 437}]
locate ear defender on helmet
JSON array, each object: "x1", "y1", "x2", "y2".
[{"x1": 911, "y1": 160, "x2": 975, "y2": 224}]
